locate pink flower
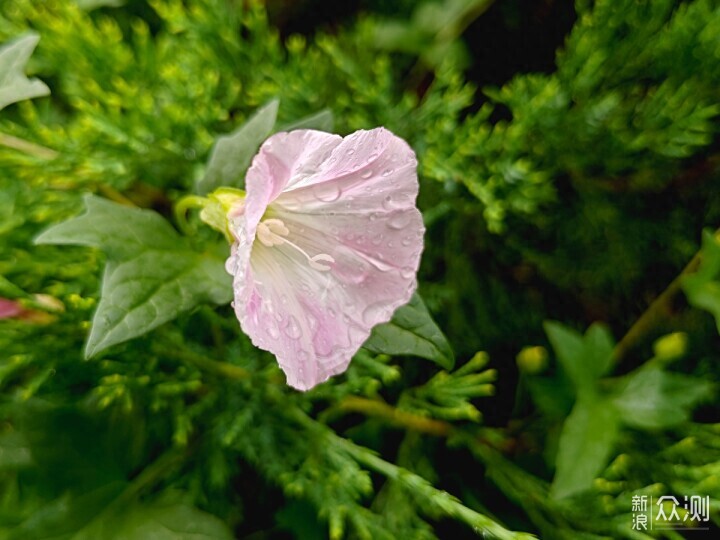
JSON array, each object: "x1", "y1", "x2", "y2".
[
  {"x1": 0, "y1": 298, "x2": 22, "y2": 319},
  {"x1": 225, "y1": 128, "x2": 424, "y2": 390}
]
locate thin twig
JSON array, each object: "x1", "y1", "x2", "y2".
[
  {"x1": 338, "y1": 395, "x2": 451, "y2": 436},
  {"x1": 0, "y1": 132, "x2": 59, "y2": 159},
  {"x1": 612, "y1": 231, "x2": 715, "y2": 365}
]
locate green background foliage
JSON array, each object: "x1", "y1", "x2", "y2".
[{"x1": 1, "y1": 0, "x2": 719, "y2": 538}]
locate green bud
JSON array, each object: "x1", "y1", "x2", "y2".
[
  {"x1": 652, "y1": 332, "x2": 688, "y2": 360},
  {"x1": 516, "y1": 346, "x2": 548, "y2": 374}
]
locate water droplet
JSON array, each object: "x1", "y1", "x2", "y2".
[
  {"x1": 360, "y1": 169, "x2": 373, "y2": 179},
  {"x1": 387, "y1": 212, "x2": 412, "y2": 230},
  {"x1": 371, "y1": 234, "x2": 383, "y2": 246},
  {"x1": 386, "y1": 241, "x2": 394, "y2": 248},
  {"x1": 348, "y1": 325, "x2": 366, "y2": 344},
  {"x1": 332, "y1": 246, "x2": 370, "y2": 285},
  {"x1": 401, "y1": 236, "x2": 412, "y2": 246},
  {"x1": 381, "y1": 168, "x2": 394, "y2": 177},
  {"x1": 401, "y1": 266, "x2": 415, "y2": 279},
  {"x1": 346, "y1": 148, "x2": 355, "y2": 155},
  {"x1": 284, "y1": 316, "x2": 302, "y2": 339},
  {"x1": 362, "y1": 302, "x2": 387, "y2": 325},
  {"x1": 366, "y1": 153, "x2": 379, "y2": 163},
  {"x1": 268, "y1": 324, "x2": 280, "y2": 339},
  {"x1": 357, "y1": 235, "x2": 366, "y2": 245},
  {"x1": 313, "y1": 183, "x2": 342, "y2": 202},
  {"x1": 369, "y1": 212, "x2": 377, "y2": 221}
]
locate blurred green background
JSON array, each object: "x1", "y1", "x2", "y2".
[{"x1": 1, "y1": 0, "x2": 719, "y2": 538}]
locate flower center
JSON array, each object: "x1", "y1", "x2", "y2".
[{"x1": 256, "y1": 218, "x2": 335, "y2": 272}]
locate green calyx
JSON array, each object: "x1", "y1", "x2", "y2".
[{"x1": 175, "y1": 187, "x2": 246, "y2": 241}]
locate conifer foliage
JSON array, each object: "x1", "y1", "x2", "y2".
[{"x1": 1, "y1": 1, "x2": 718, "y2": 538}]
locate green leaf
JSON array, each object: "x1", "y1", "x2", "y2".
[
  {"x1": 612, "y1": 367, "x2": 714, "y2": 430},
  {"x1": 0, "y1": 430, "x2": 32, "y2": 471},
  {"x1": 8, "y1": 483, "x2": 126, "y2": 540},
  {"x1": 35, "y1": 195, "x2": 231, "y2": 357},
  {"x1": 364, "y1": 293, "x2": 455, "y2": 370},
  {"x1": 75, "y1": 0, "x2": 125, "y2": 10},
  {"x1": 76, "y1": 500, "x2": 234, "y2": 540},
  {"x1": 197, "y1": 99, "x2": 279, "y2": 194},
  {"x1": 281, "y1": 109, "x2": 334, "y2": 132},
  {"x1": 544, "y1": 321, "x2": 614, "y2": 395},
  {"x1": 682, "y1": 229, "x2": 720, "y2": 333},
  {"x1": 0, "y1": 33, "x2": 49, "y2": 111},
  {"x1": 551, "y1": 395, "x2": 620, "y2": 499}
]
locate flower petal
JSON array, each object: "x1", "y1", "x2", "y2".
[{"x1": 227, "y1": 128, "x2": 424, "y2": 390}]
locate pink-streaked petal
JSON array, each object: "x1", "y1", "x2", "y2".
[
  {"x1": 234, "y1": 210, "x2": 422, "y2": 390},
  {"x1": 227, "y1": 127, "x2": 424, "y2": 391},
  {"x1": 275, "y1": 127, "x2": 418, "y2": 214},
  {"x1": 227, "y1": 130, "x2": 344, "y2": 309}
]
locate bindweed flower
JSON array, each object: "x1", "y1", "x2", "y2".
[{"x1": 224, "y1": 128, "x2": 424, "y2": 390}]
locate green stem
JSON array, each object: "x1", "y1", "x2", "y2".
[
  {"x1": 74, "y1": 447, "x2": 186, "y2": 535},
  {"x1": 612, "y1": 233, "x2": 713, "y2": 364},
  {"x1": 173, "y1": 195, "x2": 207, "y2": 236},
  {"x1": 98, "y1": 184, "x2": 137, "y2": 206},
  {"x1": 337, "y1": 395, "x2": 451, "y2": 436},
  {"x1": 167, "y1": 347, "x2": 250, "y2": 380},
  {"x1": 336, "y1": 435, "x2": 535, "y2": 540},
  {"x1": 0, "y1": 132, "x2": 59, "y2": 159}
]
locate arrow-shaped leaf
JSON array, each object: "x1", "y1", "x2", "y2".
[
  {"x1": 0, "y1": 33, "x2": 50, "y2": 111},
  {"x1": 196, "y1": 99, "x2": 279, "y2": 194},
  {"x1": 364, "y1": 293, "x2": 455, "y2": 370},
  {"x1": 35, "y1": 195, "x2": 231, "y2": 357}
]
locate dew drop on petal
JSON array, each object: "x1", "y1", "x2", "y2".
[
  {"x1": 268, "y1": 324, "x2": 280, "y2": 339},
  {"x1": 371, "y1": 234, "x2": 383, "y2": 246},
  {"x1": 313, "y1": 183, "x2": 342, "y2": 202},
  {"x1": 361, "y1": 169, "x2": 373, "y2": 179},
  {"x1": 284, "y1": 315, "x2": 302, "y2": 339},
  {"x1": 387, "y1": 212, "x2": 412, "y2": 230},
  {"x1": 348, "y1": 324, "x2": 366, "y2": 343},
  {"x1": 332, "y1": 245, "x2": 371, "y2": 285},
  {"x1": 362, "y1": 302, "x2": 387, "y2": 325},
  {"x1": 381, "y1": 168, "x2": 394, "y2": 177},
  {"x1": 401, "y1": 266, "x2": 415, "y2": 279},
  {"x1": 346, "y1": 148, "x2": 355, "y2": 155}
]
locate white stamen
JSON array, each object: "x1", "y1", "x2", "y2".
[{"x1": 256, "y1": 218, "x2": 335, "y2": 272}]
